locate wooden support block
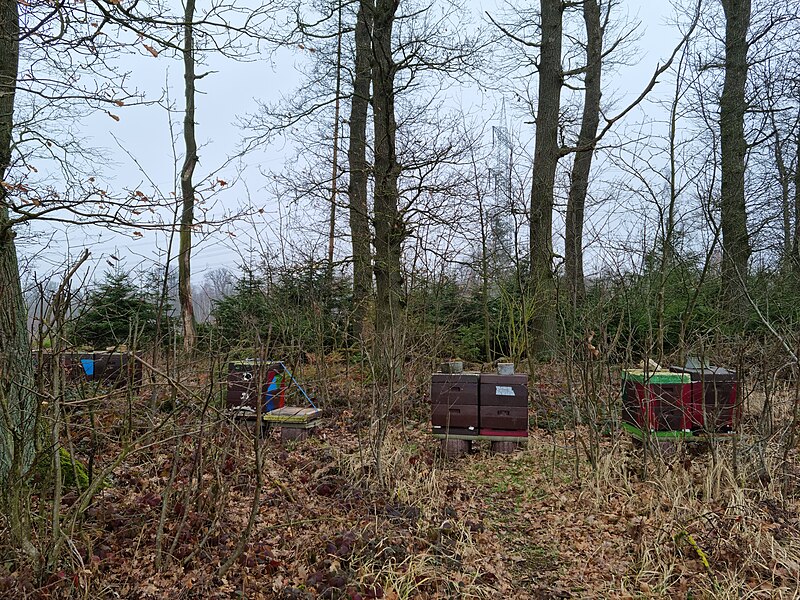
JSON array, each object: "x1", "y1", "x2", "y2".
[
  {"x1": 440, "y1": 439, "x2": 469, "y2": 458},
  {"x1": 490, "y1": 441, "x2": 519, "y2": 454},
  {"x1": 280, "y1": 427, "x2": 310, "y2": 442}
]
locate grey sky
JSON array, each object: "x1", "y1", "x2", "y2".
[{"x1": 19, "y1": 0, "x2": 684, "y2": 288}]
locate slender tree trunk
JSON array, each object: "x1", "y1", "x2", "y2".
[
  {"x1": 529, "y1": 0, "x2": 563, "y2": 358},
  {"x1": 179, "y1": 0, "x2": 197, "y2": 353},
  {"x1": 0, "y1": 0, "x2": 35, "y2": 480},
  {"x1": 791, "y1": 130, "x2": 800, "y2": 272},
  {"x1": 719, "y1": 0, "x2": 751, "y2": 317},
  {"x1": 370, "y1": 0, "x2": 403, "y2": 337},
  {"x1": 348, "y1": 0, "x2": 373, "y2": 341},
  {"x1": 564, "y1": 0, "x2": 603, "y2": 306},
  {"x1": 657, "y1": 52, "x2": 685, "y2": 359},
  {"x1": 327, "y1": 0, "x2": 344, "y2": 284},
  {"x1": 773, "y1": 132, "x2": 792, "y2": 262},
  {"x1": 1, "y1": 1, "x2": 39, "y2": 561},
  {"x1": 565, "y1": 0, "x2": 602, "y2": 308},
  {"x1": 479, "y1": 205, "x2": 492, "y2": 361}
]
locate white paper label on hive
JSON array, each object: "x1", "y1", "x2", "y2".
[{"x1": 495, "y1": 385, "x2": 515, "y2": 396}]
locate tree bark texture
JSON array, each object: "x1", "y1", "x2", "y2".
[
  {"x1": 179, "y1": 0, "x2": 198, "y2": 353},
  {"x1": 564, "y1": 0, "x2": 602, "y2": 307},
  {"x1": 479, "y1": 205, "x2": 492, "y2": 361},
  {"x1": 791, "y1": 131, "x2": 800, "y2": 272},
  {"x1": 0, "y1": 0, "x2": 35, "y2": 479},
  {"x1": 327, "y1": 0, "x2": 344, "y2": 284},
  {"x1": 773, "y1": 132, "x2": 791, "y2": 261},
  {"x1": 370, "y1": 0, "x2": 404, "y2": 336},
  {"x1": 529, "y1": 0, "x2": 563, "y2": 357},
  {"x1": 719, "y1": 0, "x2": 751, "y2": 316},
  {"x1": 347, "y1": 1, "x2": 373, "y2": 341}
]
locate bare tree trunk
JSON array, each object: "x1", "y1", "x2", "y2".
[
  {"x1": 529, "y1": 0, "x2": 563, "y2": 357},
  {"x1": 348, "y1": 0, "x2": 373, "y2": 341},
  {"x1": 773, "y1": 132, "x2": 792, "y2": 262},
  {"x1": 370, "y1": 0, "x2": 404, "y2": 339},
  {"x1": 327, "y1": 0, "x2": 344, "y2": 284},
  {"x1": 479, "y1": 205, "x2": 492, "y2": 361},
  {"x1": 657, "y1": 50, "x2": 686, "y2": 360},
  {"x1": 719, "y1": 0, "x2": 751, "y2": 317},
  {"x1": 179, "y1": 0, "x2": 198, "y2": 353},
  {"x1": 791, "y1": 130, "x2": 800, "y2": 272},
  {"x1": 564, "y1": 0, "x2": 602, "y2": 308},
  {"x1": 0, "y1": 0, "x2": 39, "y2": 561},
  {"x1": 0, "y1": 228, "x2": 34, "y2": 478},
  {"x1": 0, "y1": 0, "x2": 35, "y2": 480}
]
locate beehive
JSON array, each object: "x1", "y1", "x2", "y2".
[
  {"x1": 226, "y1": 360, "x2": 287, "y2": 414},
  {"x1": 62, "y1": 351, "x2": 141, "y2": 386},
  {"x1": 478, "y1": 373, "x2": 529, "y2": 435},
  {"x1": 669, "y1": 365, "x2": 739, "y2": 433},
  {"x1": 621, "y1": 369, "x2": 692, "y2": 437},
  {"x1": 430, "y1": 371, "x2": 529, "y2": 437},
  {"x1": 430, "y1": 373, "x2": 479, "y2": 433}
]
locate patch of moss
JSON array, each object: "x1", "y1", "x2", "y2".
[
  {"x1": 58, "y1": 447, "x2": 90, "y2": 491},
  {"x1": 33, "y1": 447, "x2": 102, "y2": 491}
]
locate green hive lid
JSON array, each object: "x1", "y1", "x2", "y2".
[
  {"x1": 229, "y1": 359, "x2": 280, "y2": 365},
  {"x1": 622, "y1": 369, "x2": 689, "y2": 384}
]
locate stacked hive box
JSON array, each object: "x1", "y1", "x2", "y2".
[
  {"x1": 430, "y1": 373, "x2": 479, "y2": 435},
  {"x1": 621, "y1": 369, "x2": 693, "y2": 439},
  {"x1": 61, "y1": 353, "x2": 94, "y2": 381},
  {"x1": 669, "y1": 365, "x2": 739, "y2": 433},
  {"x1": 226, "y1": 360, "x2": 287, "y2": 415},
  {"x1": 479, "y1": 374, "x2": 529, "y2": 437},
  {"x1": 62, "y1": 351, "x2": 142, "y2": 386},
  {"x1": 430, "y1": 371, "x2": 529, "y2": 438}
]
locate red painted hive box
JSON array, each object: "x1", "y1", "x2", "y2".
[
  {"x1": 669, "y1": 365, "x2": 739, "y2": 433},
  {"x1": 621, "y1": 369, "x2": 692, "y2": 436}
]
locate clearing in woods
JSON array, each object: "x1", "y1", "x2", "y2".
[{"x1": 3, "y1": 365, "x2": 799, "y2": 599}]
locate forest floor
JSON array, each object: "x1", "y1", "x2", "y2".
[{"x1": 4, "y1": 366, "x2": 800, "y2": 599}]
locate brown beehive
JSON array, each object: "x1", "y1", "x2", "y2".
[
  {"x1": 226, "y1": 360, "x2": 287, "y2": 414},
  {"x1": 479, "y1": 373, "x2": 528, "y2": 433},
  {"x1": 430, "y1": 373, "x2": 479, "y2": 432},
  {"x1": 61, "y1": 351, "x2": 141, "y2": 386}
]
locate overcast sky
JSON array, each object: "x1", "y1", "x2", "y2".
[{"x1": 18, "y1": 0, "x2": 684, "y2": 289}]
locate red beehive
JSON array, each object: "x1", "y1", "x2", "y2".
[
  {"x1": 621, "y1": 369, "x2": 693, "y2": 434},
  {"x1": 669, "y1": 365, "x2": 739, "y2": 433}
]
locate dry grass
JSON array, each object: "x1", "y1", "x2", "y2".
[
  {"x1": 330, "y1": 427, "x2": 507, "y2": 598},
  {"x1": 3, "y1": 364, "x2": 800, "y2": 599}
]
